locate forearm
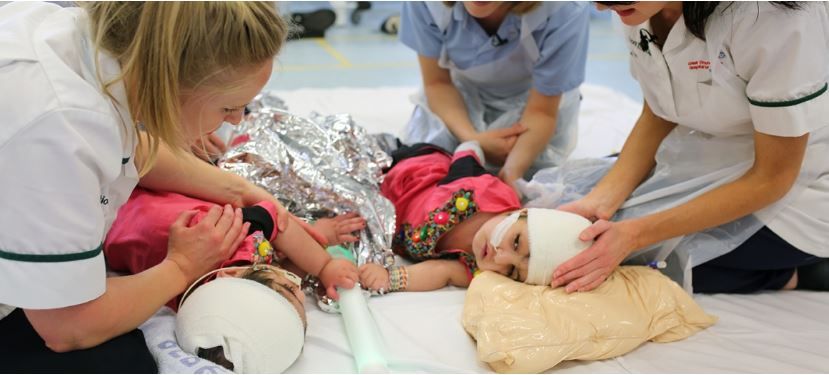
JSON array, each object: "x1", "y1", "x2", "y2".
[
  {"x1": 418, "y1": 55, "x2": 477, "y2": 142},
  {"x1": 137, "y1": 136, "x2": 251, "y2": 207},
  {"x1": 629, "y1": 170, "x2": 795, "y2": 250},
  {"x1": 272, "y1": 216, "x2": 331, "y2": 276},
  {"x1": 502, "y1": 108, "x2": 557, "y2": 179},
  {"x1": 424, "y1": 82, "x2": 478, "y2": 142},
  {"x1": 25, "y1": 259, "x2": 188, "y2": 352},
  {"x1": 402, "y1": 260, "x2": 470, "y2": 291},
  {"x1": 592, "y1": 102, "x2": 676, "y2": 207}
]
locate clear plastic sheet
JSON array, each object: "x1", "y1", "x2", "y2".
[{"x1": 521, "y1": 150, "x2": 765, "y2": 292}]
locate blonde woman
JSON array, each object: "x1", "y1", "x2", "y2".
[
  {"x1": 399, "y1": 1, "x2": 590, "y2": 184},
  {"x1": 0, "y1": 2, "x2": 351, "y2": 372}
]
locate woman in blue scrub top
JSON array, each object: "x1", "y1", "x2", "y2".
[{"x1": 399, "y1": 1, "x2": 590, "y2": 184}]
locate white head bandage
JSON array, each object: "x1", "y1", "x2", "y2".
[
  {"x1": 175, "y1": 276, "x2": 305, "y2": 373},
  {"x1": 490, "y1": 211, "x2": 522, "y2": 249},
  {"x1": 525, "y1": 208, "x2": 593, "y2": 285}
]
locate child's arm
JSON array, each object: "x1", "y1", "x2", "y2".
[
  {"x1": 272, "y1": 215, "x2": 358, "y2": 300},
  {"x1": 359, "y1": 260, "x2": 470, "y2": 293}
]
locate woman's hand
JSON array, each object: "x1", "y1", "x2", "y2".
[
  {"x1": 358, "y1": 263, "x2": 391, "y2": 292},
  {"x1": 474, "y1": 124, "x2": 526, "y2": 166},
  {"x1": 166, "y1": 204, "x2": 249, "y2": 282},
  {"x1": 312, "y1": 212, "x2": 366, "y2": 245},
  {"x1": 550, "y1": 219, "x2": 639, "y2": 293},
  {"x1": 318, "y1": 258, "x2": 359, "y2": 300},
  {"x1": 191, "y1": 132, "x2": 228, "y2": 163},
  {"x1": 557, "y1": 192, "x2": 619, "y2": 223}
]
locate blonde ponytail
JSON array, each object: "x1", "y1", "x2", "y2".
[{"x1": 83, "y1": 2, "x2": 287, "y2": 175}]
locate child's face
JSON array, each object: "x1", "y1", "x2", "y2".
[
  {"x1": 221, "y1": 265, "x2": 307, "y2": 328},
  {"x1": 472, "y1": 211, "x2": 530, "y2": 281}
]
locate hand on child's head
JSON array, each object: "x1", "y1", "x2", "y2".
[{"x1": 472, "y1": 211, "x2": 530, "y2": 282}]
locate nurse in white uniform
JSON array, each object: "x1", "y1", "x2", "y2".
[
  {"x1": 399, "y1": 1, "x2": 589, "y2": 184},
  {"x1": 551, "y1": 1, "x2": 829, "y2": 294},
  {"x1": 0, "y1": 2, "x2": 289, "y2": 371}
]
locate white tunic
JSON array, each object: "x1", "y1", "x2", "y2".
[
  {"x1": 0, "y1": 2, "x2": 138, "y2": 317},
  {"x1": 624, "y1": 2, "x2": 829, "y2": 260}
]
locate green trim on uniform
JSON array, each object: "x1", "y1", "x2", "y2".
[
  {"x1": 121, "y1": 157, "x2": 130, "y2": 165},
  {"x1": 0, "y1": 245, "x2": 101, "y2": 263},
  {"x1": 748, "y1": 83, "x2": 827, "y2": 108}
]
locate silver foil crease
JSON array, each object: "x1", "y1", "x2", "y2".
[{"x1": 218, "y1": 92, "x2": 396, "y2": 311}]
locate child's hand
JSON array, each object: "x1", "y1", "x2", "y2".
[
  {"x1": 313, "y1": 212, "x2": 366, "y2": 245},
  {"x1": 318, "y1": 258, "x2": 359, "y2": 300},
  {"x1": 358, "y1": 263, "x2": 390, "y2": 293}
]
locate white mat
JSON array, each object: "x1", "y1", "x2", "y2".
[
  {"x1": 142, "y1": 85, "x2": 829, "y2": 373},
  {"x1": 277, "y1": 85, "x2": 829, "y2": 373},
  {"x1": 289, "y1": 288, "x2": 829, "y2": 373},
  {"x1": 271, "y1": 84, "x2": 641, "y2": 160}
]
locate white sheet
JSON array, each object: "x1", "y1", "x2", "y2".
[
  {"x1": 289, "y1": 288, "x2": 829, "y2": 373},
  {"x1": 269, "y1": 84, "x2": 641, "y2": 160},
  {"x1": 139, "y1": 307, "x2": 232, "y2": 374},
  {"x1": 142, "y1": 85, "x2": 829, "y2": 373}
]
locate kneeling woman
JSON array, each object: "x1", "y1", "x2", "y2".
[{"x1": 552, "y1": 2, "x2": 829, "y2": 294}]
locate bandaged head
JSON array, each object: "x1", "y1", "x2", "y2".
[
  {"x1": 525, "y1": 208, "x2": 593, "y2": 285},
  {"x1": 175, "y1": 275, "x2": 305, "y2": 373}
]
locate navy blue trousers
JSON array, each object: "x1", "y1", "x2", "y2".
[
  {"x1": 0, "y1": 308, "x2": 157, "y2": 373},
  {"x1": 693, "y1": 226, "x2": 823, "y2": 293}
]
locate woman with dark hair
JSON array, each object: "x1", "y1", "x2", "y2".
[{"x1": 551, "y1": 2, "x2": 829, "y2": 294}]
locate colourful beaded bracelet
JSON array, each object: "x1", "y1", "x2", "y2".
[{"x1": 388, "y1": 266, "x2": 408, "y2": 292}]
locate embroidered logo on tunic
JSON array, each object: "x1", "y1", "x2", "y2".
[{"x1": 688, "y1": 60, "x2": 710, "y2": 71}]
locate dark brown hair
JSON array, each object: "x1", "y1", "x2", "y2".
[
  {"x1": 683, "y1": 2, "x2": 801, "y2": 40},
  {"x1": 197, "y1": 346, "x2": 235, "y2": 371},
  {"x1": 594, "y1": 2, "x2": 802, "y2": 40}
]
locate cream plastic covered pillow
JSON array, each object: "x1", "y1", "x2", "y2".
[{"x1": 462, "y1": 267, "x2": 716, "y2": 373}]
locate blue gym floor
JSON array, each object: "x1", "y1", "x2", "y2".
[{"x1": 266, "y1": 2, "x2": 642, "y2": 102}]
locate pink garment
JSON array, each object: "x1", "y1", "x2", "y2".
[
  {"x1": 104, "y1": 188, "x2": 279, "y2": 310},
  {"x1": 381, "y1": 149, "x2": 521, "y2": 276}
]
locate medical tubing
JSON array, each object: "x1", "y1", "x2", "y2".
[
  {"x1": 338, "y1": 286, "x2": 390, "y2": 373},
  {"x1": 328, "y1": 246, "x2": 390, "y2": 373}
]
